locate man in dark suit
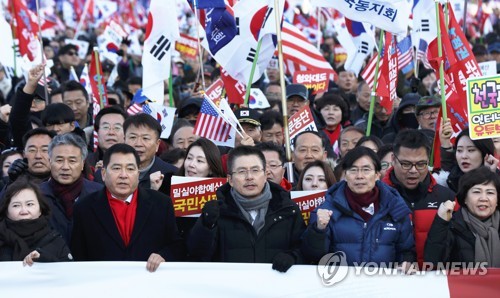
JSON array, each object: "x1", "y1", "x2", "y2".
[{"x1": 71, "y1": 143, "x2": 184, "y2": 272}]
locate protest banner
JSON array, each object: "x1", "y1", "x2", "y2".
[
  {"x1": 466, "y1": 74, "x2": 500, "y2": 140},
  {"x1": 293, "y1": 70, "x2": 332, "y2": 95},
  {"x1": 175, "y1": 33, "x2": 198, "y2": 60},
  {"x1": 291, "y1": 190, "x2": 326, "y2": 225},
  {"x1": 170, "y1": 176, "x2": 227, "y2": 217},
  {"x1": 204, "y1": 78, "x2": 224, "y2": 102},
  {"x1": 479, "y1": 61, "x2": 497, "y2": 77},
  {"x1": 288, "y1": 105, "x2": 318, "y2": 149}
]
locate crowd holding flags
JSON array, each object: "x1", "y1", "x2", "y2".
[{"x1": 0, "y1": 0, "x2": 497, "y2": 158}]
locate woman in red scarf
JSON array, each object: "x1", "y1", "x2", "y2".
[{"x1": 315, "y1": 94, "x2": 349, "y2": 156}]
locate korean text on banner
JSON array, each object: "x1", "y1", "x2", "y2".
[
  {"x1": 466, "y1": 74, "x2": 500, "y2": 140},
  {"x1": 290, "y1": 190, "x2": 326, "y2": 225},
  {"x1": 293, "y1": 71, "x2": 332, "y2": 95},
  {"x1": 170, "y1": 176, "x2": 227, "y2": 217},
  {"x1": 288, "y1": 105, "x2": 318, "y2": 149}
]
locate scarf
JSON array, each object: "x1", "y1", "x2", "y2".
[
  {"x1": 0, "y1": 217, "x2": 51, "y2": 261},
  {"x1": 461, "y1": 208, "x2": 500, "y2": 267},
  {"x1": 323, "y1": 125, "x2": 342, "y2": 149},
  {"x1": 231, "y1": 182, "x2": 273, "y2": 235},
  {"x1": 345, "y1": 185, "x2": 380, "y2": 222},
  {"x1": 48, "y1": 176, "x2": 84, "y2": 219}
]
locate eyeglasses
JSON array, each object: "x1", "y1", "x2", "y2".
[
  {"x1": 231, "y1": 168, "x2": 264, "y2": 178},
  {"x1": 25, "y1": 147, "x2": 49, "y2": 155},
  {"x1": 418, "y1": 110, "x2": 439, "y2": 119},
  {"x1": 100, "y1": 124, "x2": 123, "y2": 132},
  {"x1": 345, "y1": 167, "x2": 375, "y2": 176},
  {"x1": 394, "y1": 155, "x2": 428, "y2": 171},
  {"x1": 66, "y1": 51, "x2": 78, "y2": 56},
  {"x1": 381, "y1": 162, "x2": 390, "y2": 170}
]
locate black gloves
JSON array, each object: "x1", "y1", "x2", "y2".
[
  {"x1": 202, "y1": 200, "x2": 220, "y2": 228},
  {"x1": 272, "y1": 252, "x2": 295, "y2": 273},
  {"x1": 8, "y1": 158, "x2": 28, "y2": 182}
]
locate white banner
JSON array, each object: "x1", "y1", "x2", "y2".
[
  {"x1": 312, "y1": 0, "x2": 411, "y2": 35},
  {"x1": 0, "y1": 262, "x2": 457, "y2": 297}
]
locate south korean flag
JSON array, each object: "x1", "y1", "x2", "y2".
[{"x1": 142, "y1": 0, "x2": 179, "y2": 103}]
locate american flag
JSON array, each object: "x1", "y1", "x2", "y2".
[
  {"x1": 416, "y1": 39, "x2": 432, "y2": 70},
  {"x1": 281, "y1": 22, "x2": 336, "y2": 79},
  {"x1": 361, "y1": 54, "x2": 384, "y2": 90},
  {"x1": 396, "y1": 36, "x2": 413, "y2": 71},
  {"x1": 194, "y1": 99, "x2": 231, "y2": 142},
  {"x1": 127, "y1": 103, "x2": 143, "y2": 115}
]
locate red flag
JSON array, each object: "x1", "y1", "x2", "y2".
[
  {"x1": 220, "y1": 67, "x2": 246, "y2": 105},
  {"x1": 378, "y1": 32, "x2": 398, "y2": 112},
  {"x1": 89, "y1": 51, "x2": 108, "y2": 109},
  {"x1": 10, "y1": 0, "x2": 41, "y2": 61}
]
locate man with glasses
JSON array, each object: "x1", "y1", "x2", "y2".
[
  {"x1": 188, "y1": 146, "x2": 305, "y2": 272},
  {"x1": 382, "y1": 129, "x2": 455, "y2": 265},
  {"x1": 5, "y1": 128, "x2": 56, "y2": 188},
  {"x1": 86, "y1": 106, "x2": 127, "y2": 168},
  {"x1": 415, "y1": 95, "x2": 441, "y2": 131}
]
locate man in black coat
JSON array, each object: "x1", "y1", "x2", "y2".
[
  {"x1": 71, "y1": 144, "x2": 184, "y2": 272},
  {"x1": 188, "y1": 146, "x2": 305, "y2": 272}
]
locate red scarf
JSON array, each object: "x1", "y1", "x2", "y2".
[
  {"x1": 344, "y1": 185, "x2": 380, "y2": 222},
  {"x1": 106, "y1": 189, "x2": 138, "y2": 246},
  {"x1": 323, "y1": 125, "x2": 341, "y2": 148},
  {"x1": 48, "y1": 176, "x2": 84, "y2": 219}
]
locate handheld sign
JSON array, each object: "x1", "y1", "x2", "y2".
[
  {"x1": 170, "y1": 176, "x2": 227, "y2": 217},
  {"x1": 466, "y1": 74, "x2": 500, "y2": 140}
]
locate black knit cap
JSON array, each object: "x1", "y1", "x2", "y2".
[{"x1": 41, "y1": 103, "x2": 75, "y2": 126}]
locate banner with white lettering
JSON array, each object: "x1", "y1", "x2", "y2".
[
  {"x1": 312, "y1": 0, "x2": 411, "y2": 35},
  {"x1": 293, "y1": 71, "x2": 332, "y2": 95},
  {"x1": 170, "y1": 176, "x2": 227, "y2": 217},
  {"x1": 288, "y1": 105, "x2": 318, "y2": 149},
  {"x1": 291, "y1": 190, "x2": 326, "y2": 224}
]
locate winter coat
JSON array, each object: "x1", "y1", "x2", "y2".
[
  {"x1": 188, "y1": 182, "x2": 306, "y2": 264},
  {"x1": 302, "y1": 180, "x2": 415, "y2": 265}
]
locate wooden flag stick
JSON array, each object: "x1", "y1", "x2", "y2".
[
  {"x1": 192, "y1": 0, "x2": 206, "y2": 91},
  {"x1": 273, "y1": 0, "x2": 294, "y2": 183}
]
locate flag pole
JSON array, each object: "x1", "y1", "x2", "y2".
[
  {"x1": 9, "y1": 2, "x2": 17, "y2": 77},
  {"x1": 35, "y1": 0, "x2": 49, "y2": 104},
  {"x1": 93, "y1": 48, "x2": 106, "y2": 108},
  {"x1": 192, "y1": 0, "x2": 206, "y2": 91},
  {"x1": 243, "y1": 38, "x2": 264, "y2": 106},
  {"x1": 168, "y1": 71, "x2": 174, "y2": 107},
  {"x1": 366, "y1": 31, "x2": 384, "y2": 137},
  {"x1": 273, "y1": 0, "x2": 293, "y2": 183},
  {"x1": 435, "y1": 1, "x2": 448, "y2": 121},
  {"x1": 462, "y1": 0, "x2": 468, "y2": 35},
  {"x1": 75, "y1": 0, "x2": 92, "y2": 39}
]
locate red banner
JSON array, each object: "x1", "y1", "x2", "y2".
[
  {"x1": 11, "y1": 0, "x2": 40, "y2": 61},
  {"x1": 293, "y1": 71, "x2": 332, "y2": 95},
  {"x1": 204, "y1": 79, "x2": 224, "y2": 102},
  {"x1": 291, "y1": 190, "x2": 326, "y2": 225},
  {"x1": 175, "y1": 34, "x2": 198, "y2": 59},
  {"x1": 170, "y1": 176, "x2": 227, "y2": 217},
  {"x1": 288, "y1": 105, "x2": 318, "y2": 148},
  {"x1": 89, "y1": 51, "x2": 108, "y2": 108},
  {"x1": 220, "y1": 67, "x2": 246, "y2": 104}
]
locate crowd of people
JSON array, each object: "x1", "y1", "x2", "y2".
[{"x1": 0, "y1": 2, "x2": 499, "y2": 274}]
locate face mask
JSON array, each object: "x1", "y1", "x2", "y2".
[{"x1": 400, "y1": 113, "x2": 419, "y2": 129}]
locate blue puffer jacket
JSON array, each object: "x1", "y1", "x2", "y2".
[{"x1": 302, "y1": 180, "x2": 415, "y2": 265}]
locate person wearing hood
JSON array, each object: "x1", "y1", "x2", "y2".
[{"x1": 380, "y1": 93, "x2": 421, "y2": 144}]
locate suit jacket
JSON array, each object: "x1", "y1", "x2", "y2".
[{"x1": 71, "y1": 187, "x2": 184, "y2": 261}]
